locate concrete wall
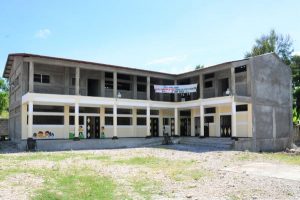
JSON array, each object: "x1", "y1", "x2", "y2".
[
  {"x1": 251, "y1": 53, "x2": 292, "y2": 151},
  {"x1": 0, "y1": 119, "x2": 8, "y2": 136}
]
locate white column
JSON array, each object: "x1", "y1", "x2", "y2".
[
  {"x1": 146, "y1": 105, "x2": 151, "y2": 137},
  {"x1": 215, "y1": 106, "x2": 220, "y2": 137},
  {"x1": 113, "y1": 71, "x2": 117, "y2": 98},
  {"x1": 100, "y1": 72, "x2": 105, "y2": 97},
  {"x1": 247, "y1": 103, "x2": 253, "y2": 137},
  {"x1": 74, "y1": 103, "x2": 79, "y2": 139},
  {"x1": 113, "y1": 103, "x2": 118, "y2": 138},
  {"x1": 29, "y1": 61, "x2": 34, "y2": 93},
  {"x1": 100, "y1": 106, "x2": 105, "y2": 129},
  {"x1": 75, "y1": 67, "x2": 80, "y2": 95},
  {"x1": 191, "y1": 109, "x2": 195, "y2": 136},
  {"x1": 174, "y1": 107, "x2": 179, "y2": 136},
  {"x1": 231, "y1": 101, "x2": 237, "y2": 137},
  {"x1": 147, "y1": 76, "x2": 151, "y2": 100},
  {"x1": 64, "y1": 105, "x2": 70, "y2": 139},
  {"x1": 27, "y1": 101, "x2": 33, "y2": 138},
  {"x1": 21, "y1": 104, "x2": 27, "y2": 139},
  {"x1": 132, "y1": 108, "x2": 137, "y2": 136},
  {"x1": 199, "y1": 74, "x2": 203, "y2": 99},
  {"x1": 200, "y1": 105, "x2": 204, "y2": 137}
]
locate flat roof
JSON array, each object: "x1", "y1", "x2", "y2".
[{"x1": 3, "y1": 53, "x2": 249, "y2": 78}]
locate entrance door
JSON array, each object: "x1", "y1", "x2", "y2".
[
  {"x1": 86, "y1": 116, "x2": 100, "y2": 139},
  {"x1": 204, "y1": 116, "x2": 214, "y2": 137},
  {"x1": 194, "y1": 117, "x2": 200, "y2": 136},
  {"x1": 150, "y1": 118, "x2": 159, "y2": 137},
  {"x1": 180, "y1": 118, "x2": 191, "y2": 136},
  {"x1": 220, "y1": 115, "x2": 231, "y2": 137},
  {"x1": 87, "y1": 79, "x2": 99, "y2": 97}
]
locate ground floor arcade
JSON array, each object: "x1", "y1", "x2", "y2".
[{"x1": 21, "y1": 93, "x2": 252, "y2": 140}]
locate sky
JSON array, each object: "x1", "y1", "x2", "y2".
[{"x1": 0, "y1": 0, "x2": 300, "y2": 75}]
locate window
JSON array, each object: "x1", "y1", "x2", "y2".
[
  {"x1": 105, "y1": 108, "x2": 113, "y2": 114},
  {"x1": 117, "y1": 74, "x2": 131, "y2": 80},
  {"x1": 204, "y1": 81, "x2": 213, "y2": 88},
  {"x1": 204, "y1": 73, "x2": 214, "y2": 80},
  {"x1": 205, "y1": 107, "x2": 216, "y2": 114},
  {"x1": 105, "y1": 80, "x2": 113, "y2": 89},
  {"x1": 34, "y1": 105, "x2": 64, "y2": 112},
  {"x1": 69, "y1": 116, "x2": 84, "y2": 125},
  {"x1": 236, "y1": 104, "x2": 248, "y2": 112},
  {"x1": 235, "y1": 65, "x2": 247, "y2": 73},
  {"x1": 71, "y1": 78, "x2": 76, "y2": 86},
  {"x1": 105, "y1": 117, "x2": 113, "y2": 125},
  {"x1": 137, "y1": 117, "x2": 146, "y2": 125},
  {"x1": 137, "y1": 84, "x2": 146, "y2": 92},
  {"x1": 137, "y1": 109, "x2": 146, "y2": 115},
  {"x1": 105, "y1": 72, "x2": 113, "y2": 78},
  {"x1": 137, "y1": 76, "x2": 146, "y2": 82},
  {"x1": 204, "y1": 116, "x2": 214, "y2": 123},
  {"x1": 117, "y1": 117, "x2": 132, "y2": 125},
  {"x1": 117, "y1": 108, "x2": 132, "y2": 114},
  {"x1": 163, "y1": 118, "x2": 169, "y2": 125},
  {"x1": 34, "y1": 74, "x2": 50, "y2": 83},
  {"x1": 150, "y1": 110, "x2": 159, "y2": 115},
  {"x1": 33, "y1": 116, "x2": 64, "y2": 125},
  {"x1": 117, "y1": 82, "x2": 131, "y2": 90}
]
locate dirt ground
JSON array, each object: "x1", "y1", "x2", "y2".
[{"x1": 0, "y1": 145, "x2": 299, "y2": 200}]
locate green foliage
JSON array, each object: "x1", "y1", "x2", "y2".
[
  {"x1": 195, "y1": 64, "x2": 204, "y2": 70},
  {"x1": 245, "y1": 29, "x2": 293, "y2": 65},
  {"x1": 0, "y1": 78, "x2": 8, "y2": 116}
]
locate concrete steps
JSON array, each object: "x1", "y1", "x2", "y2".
[{"x1": 178, "y1": 137, "x2": 234, "y2": 150}]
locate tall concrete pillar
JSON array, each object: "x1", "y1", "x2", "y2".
[
  {"x1": 191, "y1": 109, "x2": 195, "y2": 136},
  {"x1": 159, "y1": 79, "x2": 163, "y2": 101},
  {"x1": 231, "y1": 100, "x2": 237, "y2": 137},
  {"x1": 231, "y1": 66, "x2": 236, "y2": 95},
  {"x1": 200, "y1": 105, "x2": 204, "y2": 137},
  {"x1": 247, "y1": 103, "x2": 253, "y2": 137},
  {"x1": 64, "y1": 105, "x2": 70, "y2": 139},
  {"x1": 29, "y1": 61, "x2": 34, "y2": 93},
  {"x1": 215, "y1": 106, "x2": 220, "y2": 137},
  {"x1": 174, "y1": 107, "x2": 179, "y2": 136},
  {"x1": 174, "y1": 80, "x2": 178, "y2": 102},
  {"x1": 199, "y1": 74, "x2": 203, "y2": 99},
  {"x1": 100, "y1": 71, "x2": 105, "y2": 97},
  {"x1": 21, "y1": 104, "x2": 27, "y2": 139},
  {"x1": 64, "y1": 68, "x2": 70, "y2": 94},
  {"x1": 75, "y1": 67, "x2": 80, "y2": 95},
  {"x1": 147, "y1": 76, "x2": 151, "y2": 100},
  {"x1": 113, "y1": 103, "x2": 118, "y2": 139},
  {"x1": 113, "y1": 71, "x2": 117, "y2": 98},
  {"x1": 146, "y1": 105, "x2": 151, "y2": 137},
  {"x1": 100, "y1": 106, "x2": 105, "y2": 129},
  {"x1": 133, "y1": 75, "x2": 137, "y2": 99},
  {"x1": 132, "y1": 107, "x2": 137, "y2": 136},
  {"x1": 74, "y1": 103, "x2": 79, "y2": 139},
  {"x1": 27, "y1": 101, "x2": 33, "y2": 138}
]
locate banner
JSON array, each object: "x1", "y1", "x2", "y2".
[{"x1": 154, "y1": 84, "x2": 198, "y2": 94}]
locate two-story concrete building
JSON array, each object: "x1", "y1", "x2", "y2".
[{"x1": 3, "y1": 53, "x2": 292, "y2": 151}]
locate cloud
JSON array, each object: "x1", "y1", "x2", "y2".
[
  {"x1": 35, "y1": 29, "x2": 51, "y2": 39},
  {"x1": 146, "y1": 55, "x2": 187, "y2": 66},
  {"x1": 293, "y1": 51, "x2": 300, "y2": 56}
]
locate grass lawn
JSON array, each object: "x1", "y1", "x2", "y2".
[{"x1": 0, "y1": 150, "x2": 207, "y2": 200}]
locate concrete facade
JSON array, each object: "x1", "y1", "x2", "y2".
[{"x1": 3, "y1": 53, "x2": 292, "y2": 151}]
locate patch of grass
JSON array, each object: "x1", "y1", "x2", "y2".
[
  {"x1": 263, "y1": 153, "x2": 300, "y2": 165},
  {"x1": 34, "y1": 173, "x2": 116, "y2": 200},
  {"x1": 131, "y1": 178, "x2": 161, "y2": 200},
  {"x1": 115, "y1": 156, "x2": 167, "y2": 166}
]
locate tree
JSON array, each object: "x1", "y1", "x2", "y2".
[
  {"x1": 195, "y1": 64, "x2": 204, "y2": 70},
  {"x1": 0, "y1": 78, "x2": 8, "y2": 116},
  {"x1": 245, "y1": 29, "x2": 294, "y2": 65}
]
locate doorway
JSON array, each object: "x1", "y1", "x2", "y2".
[
  {"x1": 150, "y1": 118, "x2": 159, "y2": 137},
  {"x1": 204, "y1": 116, "x2": 214, "y2": 137},
  {"x1": 86, "y1": 116, "x2": 100, "y2": 139},
  {"x1": 220, "y1": 115, "x2": 231, "y2": 137},
  {"x1": 218, "y1": 78, "x2": 229, "y2": 96},
  {"x1": 180, "y1": 117, "x2": 191, "y2": 136},
  {"x1": 87, "y1": 79, "x2": 99, "y2": 97},
  {"x1": 194, "y1": 117, "x2": 200, "y2": 136}
]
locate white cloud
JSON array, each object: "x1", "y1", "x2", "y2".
[
  {"x1": 146, "y1": 55, "x2": 187, "y2": 66},
  {"x1": 35, "y1": 29, "x2": 51, "y2": 39},
  {"x1": 293, "y1": 51, "x2": 300, "y2": 56}
]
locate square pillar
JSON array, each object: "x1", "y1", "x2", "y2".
[
  {"x1": 29, "y1": 61, "x2": 34, "y2": 93},
  {"x1": 113, "y1": 72, "x2": 117, "y2": 98},
  {"x1": 199, "y1": 74, "x2": 203, "y2": 99},
  {"x1": 100, "y1": 106, "x2": 105, "y2": 129},
  {"x1": 174, "y1": 80, "x2": 178, "y2": 102},
  {"x1": 133, "y1": 76, "x2": 137, "y2": 99},
  {"x1": 27, "y1": 101, "x2": 33, "y2": 138},
  {"x1": 21, "y1": 104, "x2": 27, "y2": 139},
  {"x1": 100, "y1": 72, "x2": 105, "y2": 97},
  {"x1": 64, "y1": 68, "x2": 70, "y2": 94},
  {"x1": 132, "y1": 108, "x2": 137, "y2": 136},
  {"x1": 146, "y1": 105, "x2": 151, "y2": 137},
  {"x1": 64, "y1": 105, "x2": 70, "y2": 139},
  {"x1": 113, "y1": 103, "x2": 118, "y2": 139},
  {"x1": 247, "y1": 103, "x2": 253, "y2": 137},
  {"x1": 191, "y1": 109, "x2": 195, "y2": 136},
  {"x1": 174, "y1": 107, "x2": 179, "y2": 136},
  {"x1": 215, "y1": 106, "x2": 220, "y2": 137},
  {"x1": 200, "y1": 105, "x2": 204, "y2": 137},
  {"x1": 231, "y1": 101, "x2": 237, "y2": 137},
  {"x1": 75, "y1": 67, "x2": 80, "y2": 95},
  {"x1": 74, "y1": 103, "x2": 80, "y2": 140},
  {"x1": 231, "y1": 66, "x2": 236, "y2": 95},
  {"x1": 147, "y1": 76, "x2": 151, "y2": 100}
]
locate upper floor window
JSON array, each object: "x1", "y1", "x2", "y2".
[
  {"x1": 204, "y1": 80, "x2": 213, "y2": 88},
  {"x1": 235, "y1": 65, "x2": 247, "y2": 73},
  {"x1": 34, "y1": 74, "x2": 50, "y2": 84},
  {"x1": 204, "y1": 73, "x2": 214, "y2": 80}
]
